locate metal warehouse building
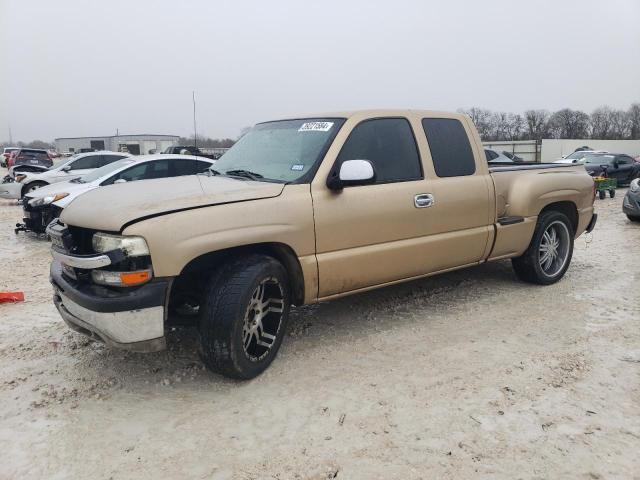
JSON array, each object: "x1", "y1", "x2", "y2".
[{"x1": 55, "y1": 134, "x2": 180, "y2": 155}]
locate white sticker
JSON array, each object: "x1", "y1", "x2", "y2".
[
  {"x1": 298, "y1": 121, "x2": 334, "y2": 132},
  {"x1": 291, "y1": 164, "x2": 304, "y2": 171}
]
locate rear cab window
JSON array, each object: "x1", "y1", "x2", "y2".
[{"x1": 422, "y1": 118, "x2": 476, "y2": 177}]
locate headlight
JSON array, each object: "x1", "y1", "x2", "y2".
[
  {"x1": 91, "y1": 268, "x2": 153, "y2": 287},
  {"x1": 28, "y1": 192, "x2": 69, "y2": 207},
  {"x1": 630, "y1": 178, "x2": 640, "y2": 193},
  {"x1": 15, "y1": 174, "x2": 27, "y2": 183},
  {"x1": 92, "y1": 232, "x2": 150, "y2": 256}
]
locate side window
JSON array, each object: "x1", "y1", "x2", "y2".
[
  {"x1": 485, "y1": 149, "x2": 498, "y2": 161},
  {"x1": 171, "y1": 159, "x2": 199, "y2": 177},
  {"x1": 70, "y1": 155, "x2": 102, "y2": 170},
  {"x1": 336, "y1": 118, "x2": 422, "y2": 183},
  {"x1": 422, "y1": 118, "x2": 476, "y2": 177},
  {"x1": 100, "y1": 154, "x2": 127, "y2": 167},
  {"x1": 616, "y1": 155, "x2": 631, "y2": 165},
  {"x1": 109, "y1": 163, "x2": 148, "y2": 183},
  {"x1": 143, "y1": 159, "x2": 170, "y2": 179},
  {"x1": 195, "y1": 160, "x2": 212, "y2": 172}
]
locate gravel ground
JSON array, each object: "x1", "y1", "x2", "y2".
[{"x1": 0, "y1": 189, "x2": 638, "y2": 480}]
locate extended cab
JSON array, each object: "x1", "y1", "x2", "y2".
[{"x1": 47, "y1": 110, "x2": 597, "y2": 379}]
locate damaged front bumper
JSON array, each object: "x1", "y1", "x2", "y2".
[{"x1": 50, "y1": 261, "x2": 169, "y2": 353}]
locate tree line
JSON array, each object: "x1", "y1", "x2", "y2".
[
  {"x1": 4, "y1": 104, "x2": 640, "y2": 149},
  {"x1": 459, "y1": 103, "x2": 640, "y2": 142}
]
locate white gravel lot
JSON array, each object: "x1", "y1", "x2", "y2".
[{"x1": 0, "y1": 187, "x2": 638, "y2": 479}]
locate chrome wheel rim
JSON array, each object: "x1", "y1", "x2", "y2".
[
  {"x1": 242, "y1": 277, "x2": 285, "y2": 362},
  {"x1": 539, "y1": 220, "x2": 570, "y2": 277}
]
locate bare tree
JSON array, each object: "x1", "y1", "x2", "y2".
[
  {"x1": 548, "y1": 109, "x2": 590, "y2": 139},
  {"x1": 609, "y1": 110, "x2": 631, "y2": 139},
  {"x1": 524, "y1": 110, "x2": 550, "y2": 141},
  {"x1": 629, "y1": 103, "x2": 640, "y2": 140},
  {"x1": 458, "y1": 108, "x2": 492, "y2": 139},
  {"x1": 589, "y1": 106, "x2": 614, "y2": 139}
]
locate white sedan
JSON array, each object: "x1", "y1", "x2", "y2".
[
  {"x1": 1, "y1": 151, "x2": 130, "y2": 199},
  {"x1": 17, "y1": 154, "x2": 216, "y2": 234}
]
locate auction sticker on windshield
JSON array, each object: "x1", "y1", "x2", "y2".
[{"x1": 298, "y1": 122, "x2": 334, "y2": 132}]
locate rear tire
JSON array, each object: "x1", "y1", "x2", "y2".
[
  {"x1": 512, "y1": 210, "x2": 574, "y2": 285},
  {"x1": 609, "y1": 189, "x2": 616, "y2": 198},
  {"x1": 598, "y1": 190, "x2": 606, "y2": 200},
  {"x1": 199, "y1": 255, "x2": 290, "y2": 380},
  {"x1": 627, "y1": 214, "x2": 640, "y2": 222}
]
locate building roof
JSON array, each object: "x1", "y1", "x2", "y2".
[{"x1": 55, "y1": 134, "x2": 180, "y2": 141}]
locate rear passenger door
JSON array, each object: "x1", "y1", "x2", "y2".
[{"x1": 419, "y1": 117, "x2": 493, "y2": 267}]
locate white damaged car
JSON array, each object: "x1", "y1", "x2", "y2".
[
  {"x1": 1, "y1": 151, "x2": 130, "y2": 199},
  {"x1": 17, "y1": 154, "x2": 216, "y2": 234}
]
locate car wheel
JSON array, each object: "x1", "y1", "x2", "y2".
[
  {"x1": 627, "y1": 214, "x2": 640, "y2": 223},
  {"x1": 22, "y1": 181, "x2": 47, "y2": 197},
  {"x1": 512, "y1": 210, "x2": 574, "y2": 285},
  {"x1": 199, "y1": 254, "x2": 290, "y2": 380}
]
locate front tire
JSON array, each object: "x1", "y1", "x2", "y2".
[
  {"x1": 512, "y1": 210, "x2": 574, "y2": 285},
  {"x1": 199, "y1": 255, "x2": 290, "y2": 380}
]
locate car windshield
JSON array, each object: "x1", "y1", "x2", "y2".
[
  {"x1": 211, "y1": 118, "x2": 345, "y2": 182},
  {"x1": 584, "y1": 154, "x2": 615, "y2": 164},
  {"x1": 566, "y1": 151, "x2": 593, "y2": 160},
  {"x1": 77, "y1": 158, "x2": 135, "y2": 183}
]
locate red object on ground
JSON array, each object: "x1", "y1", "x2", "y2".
[{"x1": 0, "y1": 292, "x2": 25, "y2": 303}]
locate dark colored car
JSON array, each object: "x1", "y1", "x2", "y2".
[
  {"x1": 582, "y1": 153, "x2": 640, "y2": 186},
  {"x1": 8, "y1": 148, "x2": 53, "y2": 169},
  {"x1": 623, "y1": 179, "x2": 640, "y2": 222}
]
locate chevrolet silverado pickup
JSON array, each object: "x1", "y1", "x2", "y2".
[{"x1": 47, "y1": 109, "x2": 597, "y2": 379}]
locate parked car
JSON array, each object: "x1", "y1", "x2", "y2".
[
  {"x1": 553, "y1": 150, "x2": 609, "y2": 164},
  {"x1": 1, "y1": 147, "x2": 19, "y2": 167},
  {"x1": 7, "y1": 148, "x2": 53, "y2": 169},
  {"x1": 582, "y1": 153, "x2": 640, "y2": 186},
  {"x1": 46, "y1": 109, "x2": 596, "y2": 380},
  {"x1": 622, "y1": 178, "x2": 640, "y2": 222},
  {"x1": 17, "y1": 154, "x2": 215, "y2": 234},
  {"x1": 0, "y1": 151, "x2": 130, "y2": 199},
  {"x1": 161, "y1": 145, "x2": 220, "y2": 160},
  {"x1": 485, "y1": 148, "x2": 518, "y2": 163}
]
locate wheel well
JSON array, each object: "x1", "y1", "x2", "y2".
[
  {"x1": 540, "y1": 201, "x2": 578, "y2": 234},
  {"x1": 170, "y1": 243, "x2": 305, "y2": 319}
]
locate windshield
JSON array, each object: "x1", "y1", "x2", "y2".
[
  {"x1": 566, "y1": 151, "x2": 593, "y2": 160},
  {"x1": 212, "y1": 118, "x2": 345, "y2": 182},
  {"x1": 50, "y1": 154, "x2": 80, "y2": 170},
  {"x1": 583, "y1": 154, "x2": 614, "y2": 164},
  {"x1": 78, "y1": 158, "x2": 135, "y2": 183}
]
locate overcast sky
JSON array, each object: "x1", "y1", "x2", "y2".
[{"x1": 1, "y1": 0, "x2": 639, "y2": 142}]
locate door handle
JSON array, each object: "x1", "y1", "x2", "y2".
[{"x1": 414, "y1": 193, "x2": 434, "y2": 208}]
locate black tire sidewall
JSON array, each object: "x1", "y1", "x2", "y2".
[
  {"x1": 200, "y1": 255, "x2": 291, "y2": 380},
  {"x1": 227, "y1": 260, "x2": 290, "y2": 379}
]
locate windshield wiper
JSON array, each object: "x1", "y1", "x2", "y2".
[
  {"x1": 70, "y1": 177, "x2": 84, "y2": 183},
  {"x1": 224, "y1": 169, "x2": 264, "y2": 180}
]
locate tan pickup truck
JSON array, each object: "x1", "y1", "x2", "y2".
[{"x1": 47, "y1": 109, "x2": 597, "y2": 379}]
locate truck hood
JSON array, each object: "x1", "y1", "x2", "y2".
[{"x1": 60, "y1": 174, "x2": 285, "y2": 232}]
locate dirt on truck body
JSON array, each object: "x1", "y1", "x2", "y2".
[{"x1": 47, "y1": 109, "x2": 597, "y2": 379}]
